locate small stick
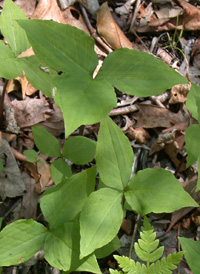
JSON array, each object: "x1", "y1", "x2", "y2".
[
  {"x1": 109, "y1": 105, "x2": 138, "y2": 116},
  {"x1": 0, "y1": 79, "x2": 8, "y2": 127},
  {"x1": 129, "y1": 214, "x2": 141, "y2": 258},
  {"x1": 80, "y1": 4, "x2": 112, "y2": 53}
]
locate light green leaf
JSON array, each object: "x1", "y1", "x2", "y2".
[
  {"x1": 0, "y1": 0, "x2": 30, "y2": 56},
  {"x1": 24, "y1": 149, "x2": 38, "y2": 163},
  {"x1": 186, "y1": 83, "x2": 200, "y2": 120},
  {"x1": 20, "y1": 56, "x2": 57, "y2": 97},
  {"x1": 0, "y1": 41, "x2": 22, "y2": 79},
  {"x1": 62, "y1": 136, "x2": 96, "y2": 165},
  {"x1": 95, "y1": 237, "x2": 121, "y2": 259},
  {"x1": 54, "y1": 74, "x2": 116, "y2": 137},
  {"x1": 97, "y1": 48, "x2": 187, "y2": 97},
  {"x1": 44, "y1": 221, "x2": 101, "y2": 273},
  {"x1": 50, "y1": 158, "x2": 72, "y2": 185},
  {"x1": 125, "y1": 168, "x2": 198, "y2": 216},
  {"x1": 0, "y1": 219, "x2": 47, "y2": 266},
  {"x1": 114, "y1": 255, "x2": 147, "y2": 274},
  {"x1": 18, "y1": 19, "x2": 98, "y2": 75},
  {"x1": 80, "y1": 188, "x2": 123, "y2": 258},
  {"x1": 32, "y1": 126, "x2": 61, "y2": 157},
  {"x1": 41, "y1": 166, "x2": 96, "y2": 229},
  {"x1": 185, "y1": 124, "x2": 200, "y2": 191},
  {"x1": 96, "y1": 116, "x2": 133, "y2": 191},
  {"x1": 179, "y1": 237, "x2": 200, "y2": 274}
]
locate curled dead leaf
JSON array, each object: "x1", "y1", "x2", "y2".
[{"x1": 169, "y1": 83, "x2": 191, "y2": 104}]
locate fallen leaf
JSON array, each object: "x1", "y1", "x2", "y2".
[
  {"x1": 31, "y1": 0, "x2": 89, "y2": 34},
  {"x1": 191, "y1": 37, "x2": 200, "y2": 70},
  {"x1": 97, "y1": 2, "x2": 133, "y2": 50},
  {"x1": 132, "y1": 104, "x2": 187, "y2": 128},
  {"x1": 15, "y1": 0, "x2": 36, "y2": 18},
  {"x1": 0, "y1": 139, "x2": 25, "y2": 200},
  {"x1": 126, "y1": 126, "x2": 151, "y2": 144}
]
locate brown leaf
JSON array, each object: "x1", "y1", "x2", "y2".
[
  {"x1": 15, "y1": 0, "x2": 36, "y2": 18},
  {"x1": 169, "y1": 83, "x2": 191, "y2": 104},
  {"x1": 31, "y1": 0, "x2": 89, "y2": 34},
  {"x1": 132, "y1": 104, "x2": 186, "y2": 128},
  {"x1": 191, "y1": 37, "x2": 200, "y2": 70},
  {"x1": 0, "y1": 140, "x2": 25, "y2": 200},
  {"x1": 97, "y1": 2, "x2": 133, "y2": 50},
  {"x1": 11, "y1": 97, "x2": 52, "y2": 128},
  {"x1": 126, "y1": 126, "x2": 151, "y2": 144}
]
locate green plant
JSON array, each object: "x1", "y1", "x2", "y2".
[
  {"x1": 110, "y1": 217, "x2": 184, "y2": 274},
  {"x1": 0, "y1": 0, "x2": 199, "y2": 273}
]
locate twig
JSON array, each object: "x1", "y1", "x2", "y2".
[
  {"x1": 109, "y1": 105, "x2": 138, "y2": 116},
  {"x1": 80, "y1": 4, "x2": 112, "y2": 53},
  {"x1": 129, "y1": 214, "x2": 141, "y2": 258},
  {"x1": 129, "y1": 0, "x2": 142, "y2": 32}
]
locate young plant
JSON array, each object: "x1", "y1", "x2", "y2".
[
  {"x1": 0, "y1": 0, "x2": 198, "y2": 272},
  {"x1": 110, "y1": 217, "x2": 184, "y2": 274}
]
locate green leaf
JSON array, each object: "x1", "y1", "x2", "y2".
[
  {"x1": 20, "y1": 56, "x2": 57, "y2": 97},
  {"x1": 97, "y1": 48, "x2": 187, "y2": 97},
  {"x1": 0, "y1": 0, "x2": 30, "y2": 56},
  {"x1": 44, "y1": 221, "x2": 101, "y2": 273},
  {"x1": 0, "y1": 219, "x2": 47, "y2": 266},
  {"x1": 179, "y1": 237, "x2": 200, "y2": 274},
  {"x1": 62, "y1": 136, "x2": 96, "y2": 165},
  {"x1": 186, "y1": 83, "x2": 200, "y2": 120},
  {"x1": 24, "y1": 149, "x2": 38, "y2": 163},
  {"x1": 41, "y1": 166, "x2": 96, "y2": 229},
  {"x1": 114, "y1": 255, "x2": 147, "y2": 274},
  {"x1": 50, "y1": 158, "x2": 72, "y2": 185},
  {"x1": 0, "y1": 159, "x2": 3, "y2": 172},
  {"x1": 96, "y1": 116, "x2": 134, "y2": 191},
  {"x1": 185, "y1": 124, "x2": 200, "y2": 191},
  {"x1": 0, "y1": 41, "x2": 22, "y2": 79},
  {"x1": 18, "y1": 19, "x2": 98, "y2": 75},
  {"x1": 125, "y1": 168, "x2": 198, "y2": 215},
  {"x1": 80, "y1": 188, "x2": 123, "y2": 258},
  {"x1": 149, "y1": 252, "x2": 184, "y2": 274},
  {"x1": 134, "y1": 217, "x2": 163, "y2": 263},
  {"x1": 32, "y1": 126, "x2": 61, "y2": 157},
  {"x1": 54, "y1": 74, "x2": 116, "y2": 137},
  {"x1": 95, "y1": 237, "x2": 121, "y2": 259}
]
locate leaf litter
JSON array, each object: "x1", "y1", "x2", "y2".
[{"x1": 0, "y1": 0, "x2": 200, "y2": 273}]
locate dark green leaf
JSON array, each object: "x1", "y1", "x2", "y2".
[
  {"x1": 24, "y1": 149, "x2": 38, "y2": 163},
  {"x1": 50, "y1": 158, "x2": 72, "y2": 185},
  {"x1": 95, "y1": 237, "x2": 121, "y2": 259}
]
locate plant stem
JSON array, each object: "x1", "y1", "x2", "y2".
[{"x1": 129, "y1": 214, "x2": 141, "y2": 258}]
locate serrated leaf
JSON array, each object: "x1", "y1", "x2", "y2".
[
  {"x1": 62, "y1": 136, "x2": 96, "y2": 165},
  {"x1": 20, "y1": 56, "x2": 57, "y2": 98},
  {"x1": 24, "y1": 149, "x2": 38, "y2": 163},
  {"x1": 125, "y1": 168, "x2": 198, "y2": 215},
  {"x1": 0, "y1": 41, "x2": 22, "y2": 79},
  {"x1": 114, "y1": 255, "x2": 147, "y2": 274},
  {"x1": 179, "y1": 237, "x2": 200, "y2": 274},
  {"x1": 97, "y1": 48, "x2": 187, "y2": 97},
  {"x1": 18, "y1": 19, "x2": 98, "y2": 75},
  {"x1": 96, "y1": 116, "x2": 133, "y2": 191},
  {"x1": 95, "y1": 237, "x2": 121, "y2": 259},
  {"x1": 0, "y1": 219, "x2": 47, "y2": 266},
  {"x1": 80, "y1": 188, "x2": 123, "y2": 258},
  {"x1": 41, "y1": 166, "x2": 96, "y2": 229},
  {"x1": 32, "y1": 126, "x2": 61, "y2": 157},
  {"x1": 44, "y1": 221, "x2": 101, "y2": 273},
  {"x1": 50, "y1": 158, "x2": 72, "y2": 185},
  {"x1": 0, "y1": 0, "x2": 30, "y2": 56},
  {"x1": 54, "y1": 74, "x2": 116, "y2": 137},
  {"x1": 149, "y1": 252, "x2": 184, "y2": 274}
]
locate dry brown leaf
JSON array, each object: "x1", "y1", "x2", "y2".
[
  {"x1": 126, "y1": 126, "x2": 151, "y2": 144},
  {"x1": 11, "y1": 97, "x2": 52, "y2": 128},
  {"x1": 97, "y1": 2, "x2": 133, "y2": 50},
  {"x1": 136, "y1": 0, "x2": 200, "y2": 32},
  {"x1": 31, "y1": 0, "x2": 89, "y2": 34},
  {"x1": 15, "y1": 0, "x2": 37, "y2": 18},
  {"x1": 191, "y1": 37, "x2": 200, "y2": 70},
  {"x1": 169, "y1": 83, "x2": 191, "y2": 104},
  {"x1": 132, "y1": 104, "x2": 186, "y2": 128},
  {"x1": 36, "y1": 156, "x2": 51, "y2": 193},
  {"x1": 0, "y1": 139, "x2": 25, "y2": 200}
]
